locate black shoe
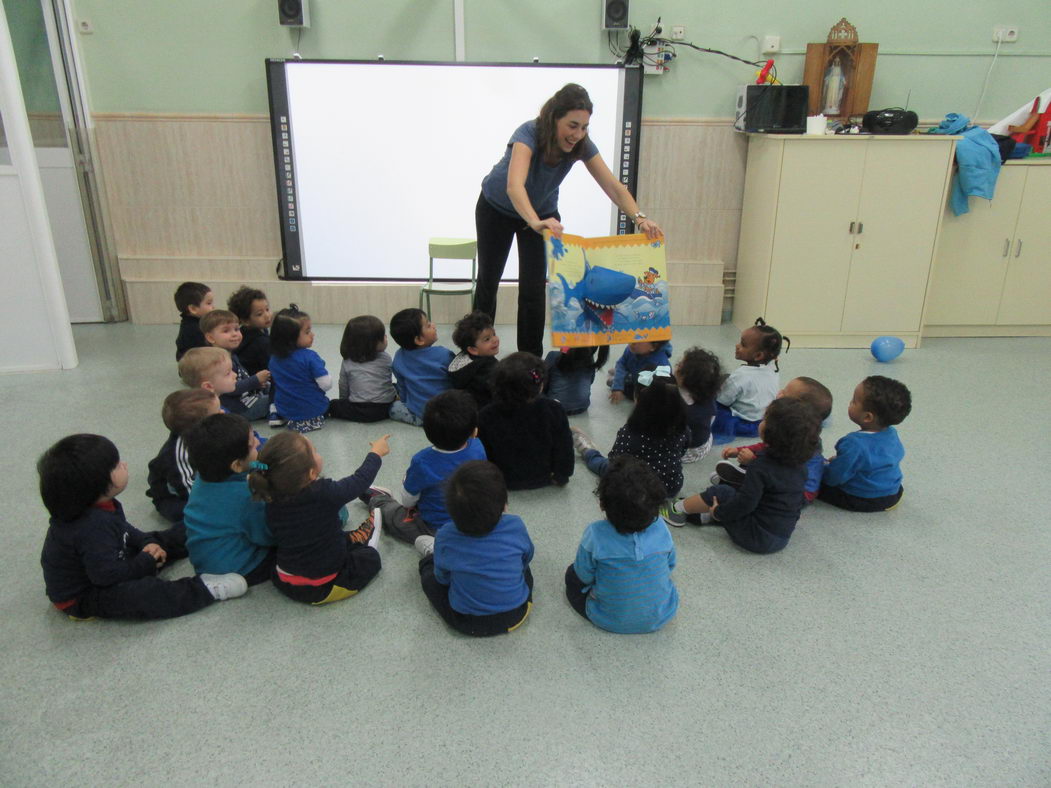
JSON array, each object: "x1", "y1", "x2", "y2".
[
  {"x1": 357, "y1": 485, "x2": 392, "y2": 505},
  {"x1": 715, "y1": 460, "x2": 747, "y2": 487}
]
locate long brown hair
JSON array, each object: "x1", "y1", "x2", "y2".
[
  {"x1": 248, "y1": 431, "x2": 316, "y2": 502},
  {"x1": 535, "y1": 84, "x2": 593, "y2": 164}
]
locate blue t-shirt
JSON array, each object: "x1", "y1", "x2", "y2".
[
  {"x1": 433, "y1": 513, "x2": 534, "y2": 616},
  {"x1": 269, "y1": 348, "x2": 330, "y2": 421},
  {"x1": 481, "y1": 120, "x2": 600, "y2": 219},
  {"x1": 404, "y1": 438, "x2": 487, "y2": 527},
  {"x1": 573, "y1": 516, "x2": 679, "y2": 634},
  {"x1": 823, "y1": 427, "x2": 905, "y2": 498},
  {"x1": 183, "y1": 473, "x2": 274, "y2": 576},
  {"x1": 391, "y1": 345, "x2": 454, "y2": 419}
]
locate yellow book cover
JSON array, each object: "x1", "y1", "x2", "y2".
[{"x1": 546, "y1": 231, "x2": 671, "y2": 348}]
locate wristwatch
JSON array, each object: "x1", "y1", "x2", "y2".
[{"x1": 632, "y1": 212, "x2": 647, "y2": 223}]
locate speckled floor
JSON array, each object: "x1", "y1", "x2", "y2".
[{"x1": 3, "y1": 321, "x2": 1049, "y2": 786}]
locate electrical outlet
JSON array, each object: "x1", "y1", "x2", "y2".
[
  {"x1": 762, "y1": 35, "x2": 781, "y2": 53},
  {"x1": 77, "y1": 19, "x2": 94, "y2": 34},
  {"x1": 993, "y1": 25, "x2": 1019, "y2": 43},
  {"x1": 671, "y1": 25, "x2": 686, "y2": 40}
]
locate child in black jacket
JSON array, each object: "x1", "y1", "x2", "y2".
[
  {"x1": 40, "y1": 434, "x2": 247, "y2": 620},
  {"x1": 146, "y1": 389, "x2": 220, "y2": 524}
]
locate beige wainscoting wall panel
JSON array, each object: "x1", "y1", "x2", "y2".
[{"x1": 97, "y1": 115, "x2": 741, "y2": 327}]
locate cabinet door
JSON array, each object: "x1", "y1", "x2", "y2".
[
  {"x1": 765, "y1": 143, "x2": 864, "y2": 332},
  {"x1": 841, "y1": 141, "x2": 953, "y2": 333},
  {"x1": 925, "y1": 168, "x2": 1025, "y2": 325},
  {"x1": 997, "y1": 167, "x2": 1051, "y2": 324}
]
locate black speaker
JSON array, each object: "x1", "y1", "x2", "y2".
[
  {"x1": 862, "y1": 108, "x2": 918, "y2": 134},
  {"x1": 279, "y1": 0, "x2": 310, "y2": 28},
  {"x1": 602, "y1": 0, "x2": 629, "y2": 30}
]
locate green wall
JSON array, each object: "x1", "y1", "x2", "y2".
[{"x1": 70, "y1": 0, "x2": 1050, "y2": 122}]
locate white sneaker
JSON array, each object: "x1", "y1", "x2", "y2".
[
  {"x1": 570, "y1": 427, "x2": 598, "y2": 457},
  {"x1": 201, "y1": 573, "x2": 248, "y2": 601},
  {"x1": 709, "y1": 472, "x2": 721, "y2": 486},
  {"x1": 414, "y1": 535, "x2": 435, "y2": 557},
  {"x1": 368, "y1": 507, "x2": 383, "y2": 548}
]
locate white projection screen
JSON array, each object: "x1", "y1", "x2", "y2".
[{"x1": 266, "y1": 60, "x2": 644, "y2": 281}]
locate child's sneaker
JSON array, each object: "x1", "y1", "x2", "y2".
[
  {"x1": 357, "y1": 485, "x2": 392, "y2": 505},
  {"x1": 659, "y1": 501, "x2": 687, "y2": 527},
  {"x1": 570, "y1": 427, "x2": 597, "y2": 457},
  {"x1": 268, "y1": 407, "x2": 286, "y2": 428},
  {"x1": 348, "y1": 511, "x2": 376, "y2": 544},
  {"x1": 368, "y1": 508, "x2": 383, "y2": 548},
  {"x1": 414, "y1": 534, "x2": 435, "y2": 557},
  {"x1": 709, "y1": 471, "x2": 721, "y2": 486},
  {"x1": 200, "y1": 573, "x2": 248, "y2": 601},
  {"x1": 715, "y1": 461, "x2": 747, "y2": 487}
]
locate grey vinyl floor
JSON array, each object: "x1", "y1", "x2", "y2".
[{"x1": 2, "y1": 321, "x2": 1049, "y2": 787}]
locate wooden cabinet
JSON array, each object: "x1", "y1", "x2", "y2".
[
  {"x1": 925, "y1": 161, "x2": 1051, "y2": 333},
  {"x1": 733, "y1": 135, "x2": 956, "y2": 347}
]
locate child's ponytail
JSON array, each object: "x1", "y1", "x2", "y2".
[
  {"x1": 754, "y1": 317, "x2": 790, "y2": 372},
  {"x1": 247, "y1": 431, "x2": 316, "y2": 502}
]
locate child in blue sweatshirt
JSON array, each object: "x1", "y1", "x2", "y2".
[
  {"x1": 608, "y1": 340, "x2": 672, "y2": 403},
  {"x1": 419, "y1": 460, "x2": 534, "y2": 637},
  {"x1": 182, "y1": 413, "x2": 276, "y2": 585},
  {"x1": 819, "y1": 376, "x2": 911, "y2": 512},
  {"x1": 39, "y1": 434, "x2": 246, "y2": 620},
  {"x1": 389, "y1": 308, "x2": 455, "y2": 426}
]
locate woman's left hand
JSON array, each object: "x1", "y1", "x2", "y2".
[{"x1": 636, "y1": 217, "x2": 663, "y2": 240}]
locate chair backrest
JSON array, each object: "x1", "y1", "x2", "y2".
[{"x1": 429, "y1": 238, "x2": 477, "y2": 260}]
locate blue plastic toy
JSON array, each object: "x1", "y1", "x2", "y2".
[{"x1": 870, "y1": 336, "x2": 905, "y2": 362}]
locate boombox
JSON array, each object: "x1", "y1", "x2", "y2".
[{"x1": 862, "y1": 108, "x2": 919, "y2": 134}]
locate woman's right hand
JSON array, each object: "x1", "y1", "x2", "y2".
[{"x1": 530, "y1": 217, "x2": 564, "y2": 238}]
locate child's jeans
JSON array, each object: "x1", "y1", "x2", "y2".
[
  {"x1": 711, "y1": 403, "x2": 760, "y2": 444},
  {"x1": 419, "y1": 554, "x2": 533, "y2": 636}
]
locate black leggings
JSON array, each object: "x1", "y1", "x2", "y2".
[
  {"x1": 472, "y1": 192, "x2": 558, "y2": 358},
  {"x1": 818, "y1": 484, "x2": 904, "y2": 512}
]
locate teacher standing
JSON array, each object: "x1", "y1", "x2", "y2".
[{"x1": 472, "y1": 83, "x2": 663, "y2": 358}]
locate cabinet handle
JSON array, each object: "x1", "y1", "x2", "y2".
[
  {"x1": 857, "y1": 222, "x2": 864, "y2": 235},
  {"x1": 1015, "y1": 239, "x2": 1023, "y2": 258},
  {"x1": 1003, "y1": 239, "x2": 1011, "y2": 257},
  {"x1": 849, "y1": 221, "x2": 856, "y2": 234}
]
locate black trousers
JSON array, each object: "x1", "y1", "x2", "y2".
[
  {"x1": 327, "y1": 399, "x2": 391, "y2": 423},
  {"x1": 472, "y1": 192, "x2": 558, "y2": 358},
  {"x1": 818, "y1": 484, "x2": 904, "y2": 512},
  {"x1": 272, "y1": 542, "x2": 381, "y2": 605},
  {"x1": 563, "y1": 565, "x2": 590, "y2": 620},
  {"x1": 67, "y1": 575, "x2": 215, "y2": 620},
  {"x1": 419, "y1": 554, "x2": 533, "y2": 637}
]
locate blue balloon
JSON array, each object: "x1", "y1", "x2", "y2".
[{"x1": 870, "y1": 336, "x2": 905, "y2": 362}]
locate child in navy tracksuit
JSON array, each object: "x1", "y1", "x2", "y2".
[
  {"x1": 39, "y1": 434, "x2": 246, "y2": 620},
  {"x1": 389, "y1": 308, "x2": 454, "y2": 426},
  {"x1": 146, "y1": 388, "x2": 220, "y2": 524},
  {"x1": 227, "y1": 286, "x2": 272, "y2": 377},
  {"x1": 543, "y1": 345, "x2": 609, "y2": 415},
  {"x1": 448, "y1": 310, "x2": 501, "y2": 408},
  {"x1": 820, "y1": 376, "x2": 911, "y2": 512},
  {"x1": 674, "y1": 346, "x2": 722, "y2": 463},
  {"x1": 174, "y1": 281, "x2": 214, "y2": 361},
  {"x1": 608, "y1": 340, "x2": 672, "y2": 403},
  {"x1": 419, "y1": 460, "x2": 535, "y2": 637},
  {"x1": 202, "y1": 309, "x2": 271, "y2": 421},
  {"x1": 249, "y1": 431, "x2": 387, "y2": 605}
]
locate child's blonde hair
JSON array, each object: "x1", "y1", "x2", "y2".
[
  {"x1": 161, "y1": 389, "x2": 219, "y2": 434},
  {"x1": 200, "y1": 309, "x2": 239, "y2": 336},
  {"x1": 248, "y1": 431, "x2": 316, "y2": 503},
  {"x1": 178, "y1": 346, "x2": 229, "y2": 387}
]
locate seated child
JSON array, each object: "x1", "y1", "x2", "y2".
[
  {"x1": 478, "y1": 352, "x2": 574, "y2": 490},
  {"x1": 389, "y1": 307, "x2": 454, "y2": 426},
  {"x1": 364, "y1": 390, "x2": 486, "y2": 550},
  {"x1": 573, "y1": 366, "x2": 688, "y2": 498},
  {"x1": 146, "y1": 388, "x2": 220, "y2": 524},
  {"x1": 418, "y1": 460, "x2": 535, "y2": 637},
  {"x1": 178, "y1": 346, "x2": 238, "y2": 397},
  {"x1": 248, "y1": 431, "x2": 388, "y2": 605},
  {"x1": 675, "y1": 346, "x2": 722, "y2": 463},
  {"x1": 201, "y1": 309, "x2": 271, "y2": 421},
  {"x1": 39, "y1": 434, "x2": 246, "y2": 620},
  {"x1": 819, "y1": 375, "x2": 911, "y2": 512},
  {"x1": 712, "y1": 317, "x2": 789, "y2": 442},
  {"x1": 448, "y1": 310, "x2": 501, "y2": 408},
  {"x1": 182, "y1": 413, "x2": 276, "y2": 585},
  {"x1": 329, "y1": 314, "x2": 405, "y2": 423},
  {"x1": 564, "y1": 456, "x2": 678, "y2": 634},
  {"x1": 543, "y1": 345, "x2": 609, "y2": 415},
  {"x1": 714, "y1": 376, "x2": 832, "y2": 505},
  {"x1": 662, "y1": 398, "x2": 820, "y2": 555},
  {"x1": 268, "y1": 304, "x2": 331, "y2": 433},
  {"x1": 608, "y1": 339, "x2": 673, "y2": 403},
  {"x1": 227, "y1": 286, "x2": 272, "y2": 376},
  {"x1": 174, "y1": 281, "x2": 214, "y2": 361}
]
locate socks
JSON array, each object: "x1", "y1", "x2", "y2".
[{"x1": 673, "y1": 500, "x2": 687, "y2": 514}]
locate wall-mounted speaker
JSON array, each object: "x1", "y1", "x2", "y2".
[
  {"x1": 279, "y1": 0, "x2": 310, "y2": 28},
  {"x1": 602, "y1": 0, "x2": 629, "y2": 31}
]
